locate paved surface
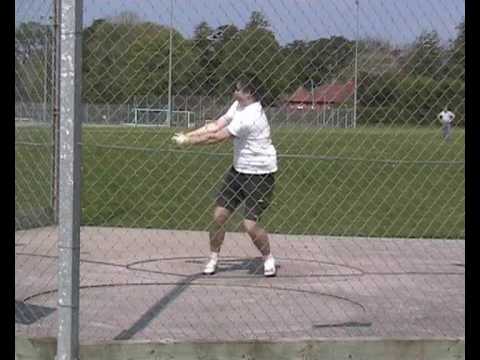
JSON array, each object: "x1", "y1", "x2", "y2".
[{"x1": 15, "y1": 226, "x2": 465, "y2": 344}]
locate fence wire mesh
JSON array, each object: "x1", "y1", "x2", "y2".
[{"x1": 16, "y1": 0, "x2": 464, "y2": 345}]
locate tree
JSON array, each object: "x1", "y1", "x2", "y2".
[
  {"x1": 246, "y1": 11, "x2": 270, "y2": 30},
  {"x1": 448, "y1": 19, "x2": 464, "y2": 80},
  {"x1": 109, "y1": 11, "x2": 141, "y2": 25},
  {"x1": 303, "y1": 36, "x2": 355, "y2": 84},
  {"x1": 193, "y1": 21, "x2": 213, "y2": 43},
  {"x1": 82, "y1": 19, "x2": 199, "y2": 103},
  {"x1": 453, "y1": 19, "x2": 465, "y2": 58},
  {"x1": 276, "y1": 40, "x2": 310, "y2": 94},
  {"x1": 403, "y1": 30, "x2": 446, "y2": 79},
  {"x1": 190, "y1": 22, "x2": 222, "y2": 95},
  {"x1": 202, "y1": 24, "x2": 240, "y2": 97},
  {"x1": 15, "y1": 22, "x2": 51, "y2": 63},
  {"x1": 215, "y1": 13, "x2": 281, "y2": 104},
  {"x1": 271, "y1": 36, "x2": 357, "y2": 100},
  {"x1": 338, "y1": 37, "x2": 400, "y2": 82},
  {"x1": 15, "y1": 22, "x2": 52, "y2": 102}
]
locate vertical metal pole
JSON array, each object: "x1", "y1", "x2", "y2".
[
  {"x1": 322, "y1": 102, "x2": 325, "y2": 127},
  {"x1": 52, "y1": 0, "x2": 61, "y2": 223},
  {"x1": 184, "y1": 96, "x2": 188, "y2": 128},
  {"x1": 353, "y1": 0, "x2": 359, "y2": 128},
  {"x1": 56, "y1": 0, "x2": 83, "y2": 359},
  {"x1": 167, "y1": 0, "x2": 173, "y2": 127},
  {"x1": 310, "y1": 79, "x2": 314, "y2": 110},
  {"x1": 43, "y1": 32, "x2": 48, "y2": 123}
]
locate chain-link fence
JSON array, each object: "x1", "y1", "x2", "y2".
[{"x1": 16, "y1": 0, "x2": 465, "y2": 353}]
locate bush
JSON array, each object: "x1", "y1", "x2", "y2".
[{"x1": 358, "y1": 72, "x2": 464, "y2": 126}]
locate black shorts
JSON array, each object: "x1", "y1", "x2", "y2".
[{"x1": 216, "y1": 167, "x2": 275, "y2": 221}]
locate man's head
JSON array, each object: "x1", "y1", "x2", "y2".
[{"x1": 233, "y1": 76, "x2": 263, "y2": 104}]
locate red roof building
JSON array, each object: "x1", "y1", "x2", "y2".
[{"x1": 287, "y1": 80, "x2": 354, "y2": 110}]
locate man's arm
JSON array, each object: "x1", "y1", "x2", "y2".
[
  {"x1": 172, "y1": 101, "x2": 238, "y2": 146},
  {"x1": 172, "y1": 128, "x2": 232, "y2": 146},
  {"x1": 186, "y1": 101, "x2": 237, "y2": 137},
  {"x1": 184, "y1": 117, "x2": 228, "y2": 137},
  {"x1": 189, "y1": 128, "x2": 232, "y2": 144}
]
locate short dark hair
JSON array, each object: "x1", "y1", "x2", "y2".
[{"x1": 235, "y1": 75, "x2": 264, "y2": 102}]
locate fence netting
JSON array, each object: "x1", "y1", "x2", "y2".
[{"x1": 16, "y1": 0, "x2": 464, "y2": 345}]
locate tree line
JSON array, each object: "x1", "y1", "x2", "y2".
[{"x1": 15, "y1": 11, "x2": 464, "y2": 125}]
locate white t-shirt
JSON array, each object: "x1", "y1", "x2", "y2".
[
  {"x1": 221, "y1": 101, "x2": 277, "y2": 174},
  {"x1": 438, "y1": 110, "x2": 455, "y2": 124}
]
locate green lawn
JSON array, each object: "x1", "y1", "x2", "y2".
[
  {"x1": 16, "y1": 125, "x2": 465, "y2": 238},
  {"x1": 15, "y1": 126, "x2": 54, "y2": 228}
]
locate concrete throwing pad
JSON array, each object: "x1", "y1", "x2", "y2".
[{"x1": 15, "y1": 227, "x2": 465, "y2": 344}]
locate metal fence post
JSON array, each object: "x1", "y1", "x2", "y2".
[
  {"x1": 56, "y1": 0, "x2": 83, "y2": 359},
  {"x1": 52, "y1": 0, "x2": 61, "y2": 224}
]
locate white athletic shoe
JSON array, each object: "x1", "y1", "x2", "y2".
[
  {"x1": 203, "y1": 254, "x2": 218, "y2": 275},
  {"x1": 264, "y1": 255, "x2": 276, "y2": 277}
]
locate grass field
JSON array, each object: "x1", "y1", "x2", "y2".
[{"x1": 15, "y1": 125, "x2": 465, "y2": 238}]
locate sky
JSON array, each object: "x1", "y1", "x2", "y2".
[{"x1": 16, "y1": 0, "x2": 465, "y2": 46}]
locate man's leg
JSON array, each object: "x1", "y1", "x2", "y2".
[
  {"x1": 203, "y1": 206, "x2": 231, "y2": 275},
  {"x1": 244, "y1": 219, "x2": 276, "y2": 277},
  {"x1": 210, "y1": 206, "x2": 232, "y2": 253},
  {"x1": 243, "y1": 219, "x2": 271, "y2": 256},
  {"x1": 443, "y1": 123, "x2": 451, "y2": 141},
  {"x1": 243, "y1": 173, "x2": 275, "y2": 255},
  {"x1": 204, "y1": 167, "x2": 241, "y2": 275},
  {"x1": 446, "y1": 123, "x2": 452, "y2": 142},
  {"x1": 211, "y1": 167, "x2": 242, "y2": 253}
]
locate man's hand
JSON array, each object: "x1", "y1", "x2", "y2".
[{"x1": 171, "y1": 133, "x2": 191, "y2": 145}]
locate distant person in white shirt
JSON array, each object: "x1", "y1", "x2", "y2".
[
  {"x1": 438, "y1": 108, "x2": 455, "y2": 143},
  {"x1": 172, "y1": 78, "x2": 278, "y2": 277}
]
